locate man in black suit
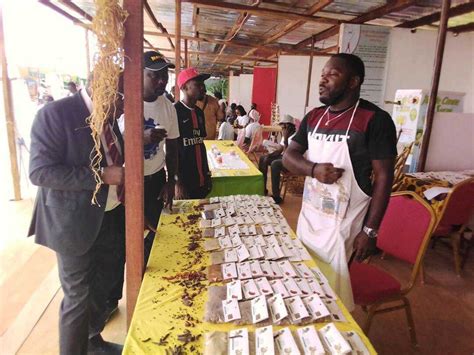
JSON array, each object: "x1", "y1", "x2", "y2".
[{"x1": 28, "y1": 75, "x2": 125, "y2": 355}]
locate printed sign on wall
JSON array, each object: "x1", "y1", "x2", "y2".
[{"x1": 339, "y1": 24, "x2": 390, "y2": 107}]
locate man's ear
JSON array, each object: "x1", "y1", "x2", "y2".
[{"x1": 350, "y1": 75, "x2": 361, "y2": 89}]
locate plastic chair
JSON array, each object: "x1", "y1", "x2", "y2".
[
  {"x1": 236, "y1": 129, "x2": 245, "y2": 149},
  {"x1": 248, "y1": 127, "x2": 263, "y2": 153},
  {"x1": 350, "y1": 191, "x2": 436, "y2": 347},
  {"x1": 430, "y1": 178, "x2": 474, "y2": 276},
  {"x1": 238, "y1": 127, "x2": 265, "y2": 164}
]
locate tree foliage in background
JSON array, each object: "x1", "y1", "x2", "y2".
[{"x1": 205, "y1": 78, "x2": 228, "y2": 99}]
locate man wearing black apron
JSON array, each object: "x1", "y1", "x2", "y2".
[{"x1": 283, "y1": 53, "x2": 397, "y2": 310}]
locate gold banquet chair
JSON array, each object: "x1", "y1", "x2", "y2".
[
  {"x1": 392, "y1": 142, "x2": 414, "y2": 192},
  {"x1": 350, "y1": 192, "x2": 436, "y2": 347}
]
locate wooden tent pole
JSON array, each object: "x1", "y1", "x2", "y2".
[
  {"x1": 228, "y1": 70, "x2": 233, "y2": 103},
  {"x1": 274, "y1": 50, "x2": 280, "y2": 104},
  {"x1": 304, "y1": 36, "x2": 314, "y2": 116},
  {"x1": 184, "y1": 38, "x2": 188, "y2": 68},
  {"x1": 0, "y1": 4, "x2": 21, "y2": 201},
  {"x1": 174, "y1": 0, "x2": 181, "y2": 100},
  {"x1": 85, "y1": 28, "x2": 91, "y2": 76},
  {"x1": 123, "y1": 0, "x2": 144, "y2": 327},
  {"x1": 417, "y1": 0, "x2": 451, "y2": 172}
]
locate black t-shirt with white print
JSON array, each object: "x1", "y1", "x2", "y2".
[
  {"x1": 292, "y1": 99, "x2": 397, "y2": 196},
  {"x1": 174, "y1": 101, "x2": 210, "y2": 190}
]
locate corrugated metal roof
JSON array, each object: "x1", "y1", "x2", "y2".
[{"x1": 47, "y1": 0, "x2": 474, "y2": 75}]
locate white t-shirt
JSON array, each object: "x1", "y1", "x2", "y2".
[
  {"x1": 237, "y1": 115, "x2": 250, "y2": 127},
  {"x1": 218, "y1": 121, "x2": 235, "y2": 140},
  {"x1": 248, "y1": 108, "x2": 260, "y2": 119},
  {"x1": 118, "y1": 95, "x2": 180, "y2": 176},
  {"x1": 280, "y1": 133, "x2": 295, "y2": 146},
  {"x1": 245, "y1": 122, "x2": 261, "y2": 139}
]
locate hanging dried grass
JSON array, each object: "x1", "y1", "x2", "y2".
[{"x1": 88, "y1": 0, "x2": 128, "y2": 204}]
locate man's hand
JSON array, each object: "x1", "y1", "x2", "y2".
[
  {"x1": 313, "y1": 163, "x2": 344, "y2": 184},
  {"x1": 175, "y1": 181, "x2": 187, "y2": 200},
  {"x1": 160, "y1": 181, "x2": 175, "y2": 209},
  {"x1": 144, "y1": 127, "x2": 167, "y2": 145},
  {"x1": 101, "y1": 166, "x2": 124, "y2": 185},
  {"x1": 353, "y1": 231, "x2": 377, "y2": 262}
]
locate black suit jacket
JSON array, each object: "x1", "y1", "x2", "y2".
[{"x1": 28, "y1": 92, "x2": 124, "y2": 256}]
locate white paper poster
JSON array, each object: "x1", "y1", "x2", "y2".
[
  {"x1": 339, "y1": 24, "x2": 390, "y2": 107},
  {"x1": 391, "y1": 89, "x2": 465, "y2": 171}
]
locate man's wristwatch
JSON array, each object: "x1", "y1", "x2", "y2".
[{"x1": 363, "y1": 226, "x2": 378, "y2": 239}]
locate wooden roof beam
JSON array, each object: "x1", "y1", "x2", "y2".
[
  {"x1": 40, "y1": 1, "x2": 158, "y2": 61},
  {"x1": 295, "y1": 0, "x2": 417, "y2": 48},
  {"x1": 181, "y1": 0, "x2": 339, "y2": 25},
  {"x1": 57, "y1": 0, "x2": 93, "y2": 22},
  {"x1": 228, "y1": 0, "x2": 335, "y2": 63},
  {"x1": 38, "y1": 0, "x2": 87, "y2": 27},
  {"x1": 318, "y1": 44, "x2": 338, "y2": 53},
  {"x1": 449, "y1": 22, "x2": 474, "y2": 34},
  {"x1": 397, "y1": 2, "x2": 474, "y2": 29},
  {"x1": 145, "y1": 46, "x2": 277, "y2": 63},
  {"x1": 144, "y1": 30, "x2": 314, "y2": 54},
  {"x1": 262, "y1": 0, "x2": 334, "y2": 46},
  {"x1": 212, "y1": 1, "x2": 261, "y2": 67},
  {"x1": 211, "y1": 13, "x2": 249, "y2": 65},
  {"x1": 144, "y1": 0, "x2": 175, "y2": 50}
]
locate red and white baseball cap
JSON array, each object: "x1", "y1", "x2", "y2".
[{"x1": 177, "y1": 67, "x2": 210, "y2": 89}]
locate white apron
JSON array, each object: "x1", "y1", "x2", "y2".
[{"x1": 296, "y1": 100, "x2": 371, "y2": 311}]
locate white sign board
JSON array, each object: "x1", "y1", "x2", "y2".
[{"x1": 339, "y1": 24, "x2": 390, "y2": 107}]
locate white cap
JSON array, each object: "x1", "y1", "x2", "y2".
[{"x1": 279, "y1": 114, "x2": 295, "y2": 124}]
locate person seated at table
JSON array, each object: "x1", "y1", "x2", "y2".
[
  {"x1": 258, "y1": 114, "x2": 296, "y2": 199},
  {"x1": 248, "y1": 102, "x2": 260, "y2": 119},
  {"x1": 243, "y1": 110, "x2": 262, "y2": 147},
  {"x1": 214, "y1": 91, "x2": 227, "y2": 118},
  {"x1": 218, "y1": 116, "x2": 235, "y2": 141},
  {"x1": 234, "y1": 105, "x2": 250, "y2": 128},
  {"x1": 174, "y1": 67, "x2": 213, "y2": 199},
  {"x1": 226, "y1": 102, "x2": 236, "y2": 120}
]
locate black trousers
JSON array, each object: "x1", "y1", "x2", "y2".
[
  {"x1": 270, "y1": 158, "x2": 285, "y2": 198},
  {"x1": 143, "y1": 169, "x2": 166, "y2": 264},
  {"x1": 56, "y1": 204, "x2": 125, "y2": 355},
  {"x1": 187, "y1": 182, "x2": 212, "y2": 199},
  {"x1": 258, "y1": 154, "x2": 282, "y2": 193},
  {"x1": 108, "y1": 168, "x2": 167, "y2": 302}
]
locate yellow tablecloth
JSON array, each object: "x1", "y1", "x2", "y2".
[
  {"x1": 204, "y1": 140, "x2": 264, "y2": 197},
  {"x1": 123, "y1": 202, "x2": 377, "y2": 354}
]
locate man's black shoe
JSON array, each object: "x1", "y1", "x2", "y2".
[
  {"x1": 88, "y1": 334, "x2": 123, "y2": 355},
  {"x1": 273, "y1": 196, "x2": 283, "y2": 204}
]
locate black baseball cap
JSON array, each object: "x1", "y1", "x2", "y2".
[{"x1": 143, "y1": 51, "x2": 175, "y2": 71}]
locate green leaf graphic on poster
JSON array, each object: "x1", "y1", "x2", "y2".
[{"x1": 396, "y1": 115, "x2": 406, "y2": 126}]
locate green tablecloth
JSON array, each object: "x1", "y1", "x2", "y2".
[{"x1": 205, "y1": 140, "x2": 264, "y2": 197}]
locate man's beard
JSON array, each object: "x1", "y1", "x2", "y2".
[
  {"x1": 155, "y1": 88, "x2": 165, "y2": 97},
  {"x1": 320, "y1": 86, "x2": 347, "y2": 106},
  {"x1": 197, "y1": 92, "x2": 205, "y2": 101}
]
